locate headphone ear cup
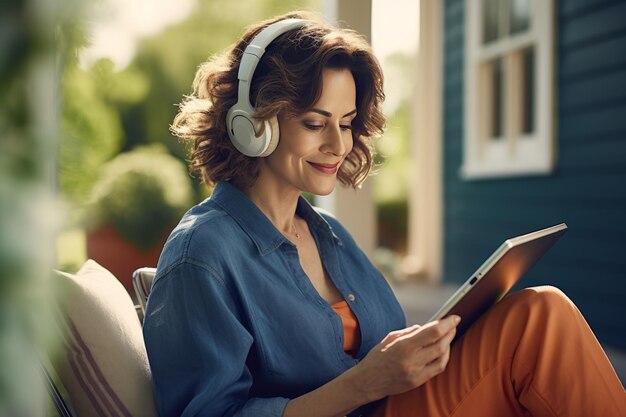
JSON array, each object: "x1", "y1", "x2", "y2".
[
  {"x1": 227, "y1": 108, "x2": 273, "y2": 157},
  {"x1": 258, "y1": 115, "x2": 280, "y2": 157}
]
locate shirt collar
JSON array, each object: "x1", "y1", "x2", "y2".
[{"x1": 210, "y1": 181, "x2": 342, "y2": 256}]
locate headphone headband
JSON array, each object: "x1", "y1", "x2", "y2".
[
  {"x1": 226, "y1": 18, "x2": 308, "y2": 157},
  {"x1": 236, "y1": 18, "x2": 308, "y2": 108}
]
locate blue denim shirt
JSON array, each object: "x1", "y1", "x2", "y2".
[{"x1": 143, "y1": 182, "x2": 406, "y2": 417}]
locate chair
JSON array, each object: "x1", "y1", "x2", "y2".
[
  {"x1": 48, "y1": 261, "x2": 158, "y2": 417},
  {"x1": 132, "y1": 267, "x2": 157, "y2": 321},
  {"x1": 41, "y1": 356, "x2": 74, "y2": 417}
]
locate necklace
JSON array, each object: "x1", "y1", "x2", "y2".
[{"x1": 292, "y1": 221, "x2": 300, "y2": 239}]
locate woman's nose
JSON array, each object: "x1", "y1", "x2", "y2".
[{"x1": 321, "y1": 124, "x2": 347, "y2": 157}]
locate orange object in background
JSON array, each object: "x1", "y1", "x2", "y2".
[{"x1": 86, "y1": 226, "x2": 164, "y2": 295}]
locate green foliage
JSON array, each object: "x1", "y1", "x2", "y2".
[
  {"x1": 373, "y1": 51, "x2": 416, "y2": 252},
  {"x1": 374, "y1": 51, "x2": 415, "y2": 205},
  {"x1": 60, "y1": 59, "x2": 149, "y2": 205},
  {"x1": 120, "y1": 0, "x2": 321, "y2": 157},
  {"x1": 377, "y1": 199, "x2": 408, "y2": 253},
  {"x1": 60, "y1": 0, "x2": 321, "y2": 213},
  {"x1": 1, "y1": 0, "x2": 84, "y2": 413},
  {"x1": 88, "y1": 145, "x2": 193, "y2": 250},
  {"x1": 374, "y1": 96, "x2": 411, "y2": 252},
  {"x1": 375, "y1": 97, "x2": 412, "y2": 203}
]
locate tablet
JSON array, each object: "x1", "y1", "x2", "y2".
[{"x1": 429, "y1": 223, "x2": 568, "y2": 339}]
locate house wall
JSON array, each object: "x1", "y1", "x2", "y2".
[{"x1": 443, "y1": 0, "x2": 626, "y2": 349}]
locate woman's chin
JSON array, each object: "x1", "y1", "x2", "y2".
[
  {"x1": 313, "y1": 181, "x2": 337, "y2": 197},
  {"x1": 315, "y1": 189, "x2": 334, "y2": 196},
  {"x1": 305, "y1": 181, "x2": 337, "y2": 197}
]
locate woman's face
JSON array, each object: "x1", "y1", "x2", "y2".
[{"x1": 260, "y1": 67, "x2": 357, "y2": 196}]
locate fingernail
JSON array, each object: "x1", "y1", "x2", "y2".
[{"x1": 454, "y1": 316, "x2": 461, "y2": 325}]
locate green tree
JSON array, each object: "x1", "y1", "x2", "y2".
[
  {"x1": 60, "y1": 0, "x2": 320, "y2": 213},
  {"x1": 374, "y1": 51, "x2": 416, "y2": 253},
  {"x1": 0, "y1": 0, "x2": 83, "y2": 413},
  {"x1": 374, "y1": 51, "x2": 415, "y2": 204},
  {"x1": 120, "y1": 0, "x2": 321, "y2": 159},
  {"x1": 60, "y1": 58, "x2": 149, "y2": 206}
]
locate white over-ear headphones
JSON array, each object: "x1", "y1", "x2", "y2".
[{"x1": 226, "y1": 18, "x2": 308, "y2": 157}]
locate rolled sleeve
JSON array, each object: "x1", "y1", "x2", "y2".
[
  {"x1": 234, "y1": 397, "x2": 290, "y2": 417},
  {"x1": 143, "y1": 261, "x2": 289, "y2": 417}
]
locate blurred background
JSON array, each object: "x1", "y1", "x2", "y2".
[
  {"x1": 2, "y1": 0, "x2": 625, "y2": 413},
  {"x1": 53, "y1": 0, "x2": 420, "y2": 292}
]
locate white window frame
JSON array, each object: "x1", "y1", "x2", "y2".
[{"x1": 462, "y1": 0, "x2": 556, "y2": 179}]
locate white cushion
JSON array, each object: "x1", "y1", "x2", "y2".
[{"x1": 54, "y1": 259, "x2": 157, "y2": 417}]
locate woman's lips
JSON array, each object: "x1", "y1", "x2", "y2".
[{"x1": 308, "y1": 161, "x2": 339, "y2": 174}]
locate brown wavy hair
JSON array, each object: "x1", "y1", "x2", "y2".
[{"x1": 171, "y1": 11, "x2": 386, "y2": 191}]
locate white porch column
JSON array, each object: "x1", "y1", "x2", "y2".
[
  {"x1": 407, "y1": 0, "x2": 443, "y2": 282},
  {"x1": 319, "y1": 0, "x2": 377, "y2": 259}
]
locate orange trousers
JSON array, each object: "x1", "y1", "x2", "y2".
[{"x1": 371, "y1": 286, "x2": 626, "y2": 417}]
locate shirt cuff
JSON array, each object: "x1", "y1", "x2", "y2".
[{"x1": 234, "y1": 396, "x2": 290, "y2": 417}]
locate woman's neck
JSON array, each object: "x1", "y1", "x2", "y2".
[{"x1": 242, "y1": 177, "x2": 302, "y2": 236}]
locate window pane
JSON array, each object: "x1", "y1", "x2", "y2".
[
  {"x1": 491, "y1": 58, "x2": 504, "y2": 139},
  {"x1": 482, "y1": 0, "x2": 501, "y2": 44},
  {"x1": 521, "y1": 47, "x2": 535, "y2": 134},
  {"x1": 510, "y1": 0, "x2": 530, "y2": 35}
]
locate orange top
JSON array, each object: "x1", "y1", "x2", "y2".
[{"x1": 331, "y1": 300, "x2": 361, "y2": 357}]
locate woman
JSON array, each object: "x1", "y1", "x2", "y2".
[{"x1": 143, "y1": 11, "x2": 625, "y2": 417}]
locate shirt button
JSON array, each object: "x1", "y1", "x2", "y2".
[{"x1": 348, "y1": 294, "x2": 356, "y2": 302}]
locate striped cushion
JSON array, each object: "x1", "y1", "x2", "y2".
[{"x1": 55, "y1": 260, "x2": 157, "y2": 417}]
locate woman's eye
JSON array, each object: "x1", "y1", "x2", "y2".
[
  {"x1": 340, "y1": 124, "x2": 352, "y2": 131},
  {"x1": 304, "y1": 123, "x2": 324, "y2": 131}
]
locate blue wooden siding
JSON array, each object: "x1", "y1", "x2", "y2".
[{"x1": 442, "y1": 0, "x2": 626, "y2": 349}]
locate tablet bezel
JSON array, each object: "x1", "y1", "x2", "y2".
[{"x1": 428, "y1": 223, "x2": 568, "y2": 337}]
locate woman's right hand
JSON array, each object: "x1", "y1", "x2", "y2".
[{"x1": 349, "y1": 315, "x2": 460, "y2": 403}]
